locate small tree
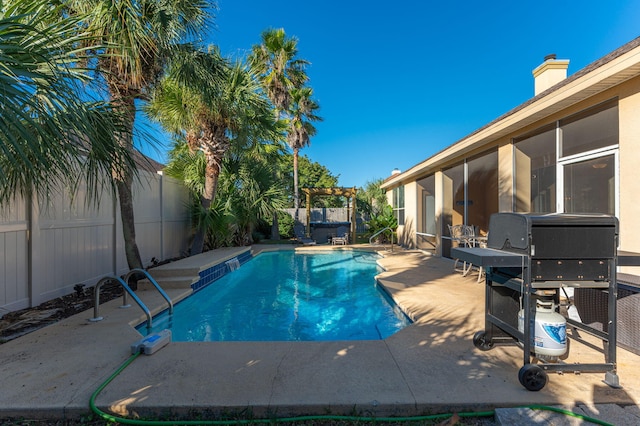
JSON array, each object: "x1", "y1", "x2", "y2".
[{"x1": 366, "y1": 205, "x2": 397, "y2": 244}]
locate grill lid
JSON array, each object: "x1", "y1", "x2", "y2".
[
  {"x1": 487, "y1": 214, "x2": 529, "y2": 251},
  {"x1": 487, "y1": 213, "x2": 619, "y2": 255}
]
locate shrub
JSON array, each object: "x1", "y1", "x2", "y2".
[
  {"x1": 366, "y1": 205, "x2": 397, "y2": 243},
  {"x1": 278, "y1": 211, "x2": 295, "y2": 239}
]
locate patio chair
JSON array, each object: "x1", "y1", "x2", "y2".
[
  {"x1": 469, "y1": 231, "x2": 488, "y2": 282},
  {"x1": 448, "y1": 224, "x2": 475, "y2": 275},
  {"x1": 332, "y1": 232, "x2": 349, "y2": 245},
  {"x1": 331, "y1": 226, "x2": 349, "y2": 245},
  {"x1": 293, "y1": 224, "x2": 316, "y2": 246}
]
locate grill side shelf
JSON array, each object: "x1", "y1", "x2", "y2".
[
  {"x1": 451, "y1": 247, "x2": 527, "y2": 268},
  {"x1": 617, "y1": 250, "x2": 640, "y2": 266}
]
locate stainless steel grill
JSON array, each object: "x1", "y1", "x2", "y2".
[
  {"x1": 452, "y1": 212, "x2": 637, "y2": 391},
  {"x1": 487, "y1": 213, "x2": 617, "y2": 283}
]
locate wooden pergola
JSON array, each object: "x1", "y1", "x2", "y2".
[{"x1": 301, "y1": 187, "x2": 358, "y2": 240}]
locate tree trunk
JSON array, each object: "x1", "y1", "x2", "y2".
[
  {"x1": 191, "y1": 134, "x2": 224, "y2": 255},
  {"x1": 271, "y1": 211, "x2": 280, "y2": 241},
  {"x1": 293, "y1": 147, "x2": 300, "y2": 217},
  {"x1": 117, "y1": 178, "x2": 143, "y2": 271},
  {"x1": 112, "y1": 95, "x2": 143, "y2": 272},
  {"x1": 271, "y1": 107, "x2": 282, "y2": 241},
  {"x1": 190, "y1": 195, "x2": 208, "y2": 255}
]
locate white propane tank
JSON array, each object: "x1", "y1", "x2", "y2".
[{"x1": 518, "y1": 298, "x2": 567, "y2": 357}]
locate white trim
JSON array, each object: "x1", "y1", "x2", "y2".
[{"x1": 558, "y1": 148, "x2": 619, "y2": 215}]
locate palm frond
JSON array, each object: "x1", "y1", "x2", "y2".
[{"x1": 0, "y1": 0, "x2": 137, "y2": 204}]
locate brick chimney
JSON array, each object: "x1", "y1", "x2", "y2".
[{"x1": 532, "y1": 54, "x2": 570, "y2": 96}]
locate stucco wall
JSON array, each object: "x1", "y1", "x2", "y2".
[
  {"x1": 384, "y1": 74, "x2": 640, "y2": 259},
  {"x1": 398, "y1": 181, "x2": 418, "y2": 248},
  {"x1": 617, "y1": 76, "x2": 640, "y2": 255}
]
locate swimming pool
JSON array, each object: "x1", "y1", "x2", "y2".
[{"x1": 139, "y1": 250, "x2": 411, "y2": 341}]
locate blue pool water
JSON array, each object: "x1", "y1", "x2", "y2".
[{"x1": 139, "y1": 250, "x2": 411, "y2": 341}]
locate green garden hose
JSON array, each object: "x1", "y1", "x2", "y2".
[{"x1": 90, "y1": 352, "x2": 614, "y2": 425}]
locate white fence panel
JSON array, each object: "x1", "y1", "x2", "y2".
[
  {"x1": 33, "y1": 181, "x2": 117, "y2": 305},
  {"x1": 1, "y1": 171, "x2": 191, "y2": 313},
  {"x1": 162, "y1": 175, "x2": 191, "y2": 259},
  {"x1": 0, "y1": 196, "x2": 28, "y2": 312},
  {"x1": 132, "y1": 171, "x2": 163, "y2": 268}
]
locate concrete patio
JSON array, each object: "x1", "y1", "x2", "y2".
[{"x1": 0, "y1": 245, "x2": 639, "y2": 424}]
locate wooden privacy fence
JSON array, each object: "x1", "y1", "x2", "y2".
[
  {"x1": 0, "y1": 170, "x2": 191, "y2": 314},
  {"x1": 283, "y1": 208, "x2": 368, "y2": 233}
]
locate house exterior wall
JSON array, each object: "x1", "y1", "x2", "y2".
[
  {"x1": 494, "y1": 141, "x2": 512, "y2": 212},
  {"x1": 381, "y1": 40, "x2": 640, "y2": 263},
  {"x1": 618, "y1": 77, "x2": 640, "y2": 255},
  {"x1": 434, "y1": 171, "x2": 445, "y2": 256},
  {"x1": 398, "y1": 181, "x2": 418, "y2": 248},
  {"x1": 0, "y1": 172, "x2": 191, "y2": 312}
]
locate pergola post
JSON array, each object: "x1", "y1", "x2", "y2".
[
  {"x1": 351, "y1": 187, "x2": 357, "y2": 242},
  {"x1": 305, "y1": 191, "x2": 312, "y2": 237}
]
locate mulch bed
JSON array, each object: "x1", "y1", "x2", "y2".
[
  {"x1": 0, "y1": 281, "x2": 124, "y2": 343},
  {"x1": 0, "y1": 255, "x2": 185, "y2": 344}
]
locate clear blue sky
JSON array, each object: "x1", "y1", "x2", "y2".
[{"x1": 138, "y1": 1, "x2": 640, "y2": 189}]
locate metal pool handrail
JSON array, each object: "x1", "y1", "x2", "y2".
[
  {"x1": 369, "y1": 227, "x2": 395, "y2": 251},
  {"x1": 123, "y1": 268, "x2": 173, "y2": 316},
  {"x1": 89, "y1": 275, "x2": 153, "y2": 329}
]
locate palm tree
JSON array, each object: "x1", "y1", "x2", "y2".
[
  {"x1": 63, "y1": 0, "x2": 210, "y2": 269},
  {"x1": 250, "y1": 28, "x2": 309, "y2": 239},
  {"x1": 147, "y1": 50, "x2": 280, "y2": 254},
  {"x1": 249, "y1": 28, "x2": 309, "y2": 119},
  {"x1": 163, "y1": 141, "x2": 235, "y2": 249},
  {"x1": 0, "y1": 0, "x2": 136, "y2": 204},
  {"x1": 357, "y1": 178, "x2": 387, "y2": 218},
  {"x1": 287, "y1": 87, "x2": 322, "y2": 211},
  {"x1": 222, "y1": 155, "x2": 288, "y2": 246}
]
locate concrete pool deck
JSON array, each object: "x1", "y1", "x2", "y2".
[{"x1": 1, "y1": 244, "x2": 639, "y2": 424}]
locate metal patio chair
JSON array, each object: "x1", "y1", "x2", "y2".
[
  {"x1": 448, "y1": 224, "x2": 476, "y2": 275},
  {"x1": 294, "y1": 225, "x2": 316, "y2": 245}
]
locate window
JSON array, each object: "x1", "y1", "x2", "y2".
[
  {"x1": 513, "y1": 99, "x2": 619, "y2": 215},
  {"x1": 560, "y1": 100, "x2": 618, "y2": 157},
  {"x1": 442, "y1": 163, "x2": 464, "y2": 258},
  {"x1": 418, "y1": 174, "x2": 436, "y2": 250},
  {"x1": 514, "y1": 125, "x2": 556, "y2": 213},
  {"x1": 563, "y1": 154, "x2": 615, "y2": 215},
  {"x1": 443, "y1": 163, "x2": 464, "y2": 227},
  {"x1": 392, "y1": 186, "x2": 405, "y2": 225},
  {"x1": 466, "y1": 150, "x2": 498, "y2": 234}
]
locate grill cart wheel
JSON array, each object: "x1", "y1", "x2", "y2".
[
  {"x1": 518, "y1": 363, "x2": 548, "y2": 391},
  {"x1": 473, "y1": 331, "x2": 494, "y2": 351}
]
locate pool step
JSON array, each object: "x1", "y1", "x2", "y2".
[
  {"x1": 138, "y1": 275, "x2": 197, "y2": 290},
  {"x1": 136, "y1": 247, "x2": 252, "y2": 291},
  {"x1": 146, "y1": 266, "x2": 201, "y2": 279},
  {"x1": 138, "y1": 267, "x2": 200, "y2": 290}
]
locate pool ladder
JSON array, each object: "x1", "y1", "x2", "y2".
[
  {"x1": 369, "y1": 227, "x2": 395, "y2": 251},
  {"x1": 89, "y1": 268, "x2": 173, "y2": 330}
]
